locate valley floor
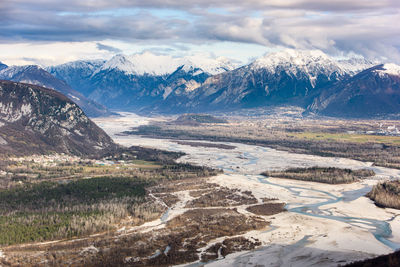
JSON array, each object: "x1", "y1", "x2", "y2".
[
  {"x1": 97, "y1": 112, "x2": 400, "y2": 266},
  {"x1": 2, "y1": 112, "x2": 400, "y2": 266}
]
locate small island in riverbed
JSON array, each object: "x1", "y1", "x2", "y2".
[
  {"x1": 174, "y1": 141, "x2": 236, "y2": 150},
  {"x1": 173, "y1": 114, "x2": 228, "y2": 125},
  {"x1": 367, "y1": 180, "x2": 400, "y2": 209},
  {"x1": 261, "y1": 167, "x2": 375, "y2": 184}
]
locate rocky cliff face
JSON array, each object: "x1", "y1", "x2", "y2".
[{"x1": 0, "y1": 80, "x2": 117, "y2": 156}]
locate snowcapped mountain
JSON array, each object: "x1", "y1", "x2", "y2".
[
  {"x1": 337, "y1": 58, "x2": 377, "y2": 75},
  {"x1": 0, "y1": 62, "x2": 7, "y2": 71},
  {"x1": 94, "y1": 52, "x2": 235, "y2": 76},
  {"x1": 178, "y1": 55, "x2": 235, "y2": 75},
  {"x1": 0, "y1": 65, "x2": 111, "y2": 117},
  {"x1": 47, "y1": 59, "x2": 105, "y2": 97},
  {"x1": 45, "y1": 49, "x2": 392, "y2": 116},
  {"x1": 155, "y1": 49, "x2": 349, "y2": 113},
  {"x1": 308, "y1": 63, "x2": 400, "y2": 118},
  {"x1": 96, "y1": 53, "x2": 176, "y2": 76},
  {"x1": 252, "y1": 49, "x2": 345, "y2": 77},
  {"x1": 373, "y1": 63, "x2": 400, "y2": 76},
  {"x1": 48, "y1": 52, "x2": 236, "y2": 111},
  {"x1": 46, "y1": 59, "x2": 105, "y2": 79}
]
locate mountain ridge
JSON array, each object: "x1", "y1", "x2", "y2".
[
  {"x1": 0, "y1": 64, "x2": 111, "y2": 117},
  {"x1": 0, "y1": 80, "x2": 117, "y2": 156},
  {"x1": 307, "y1": 64, "x2": 400, "y2": 118}
]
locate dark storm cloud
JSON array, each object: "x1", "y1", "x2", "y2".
[
  {"x1": 1, "y1": 0, "x2": 400, "y2": 61},
  {"x1": 96, "y1": 43, "x2": 122, "y2": 53}
]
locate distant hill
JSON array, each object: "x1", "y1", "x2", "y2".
[
  {"x1": 308, "y1": 64, "x2": 400, "y2": 118},
  {"x1": 0, "y1": 80, "x2": 117, "y2": 156},
  {"x1": 0, "y1": 64, "x2": 111, "y2": 117}
]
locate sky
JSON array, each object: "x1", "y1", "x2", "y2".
[{"x1": 1, "y1": 0, "x2": 400, "y2": 66}]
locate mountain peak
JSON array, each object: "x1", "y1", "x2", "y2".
[
  {"x1": 254, "y1": 49, "x2": 331, "y2": 66},
  {"x1": 96, "y1": 52, "x2": 235, "y2": 76},
  {"x1": 97, "y1": 53, "x2": 175, "y2": 76},
  {"x1": 48, "y1": 59, "x2": 105, "y2": 72},
  {"x1": 374, "y1": 63, "x2": 400, "y2": 76},
  {"x1": 337, "y1": 58, "x2": 376, "y2": 75},
  {"x1": 180, "y1": 55, "x2": 235, "y2": 75},
  {"x1": 0, "y1": 62, "x2": 7, "y2": 71},
  {"x1": 251, "y1": 49, "x2": 344, "y2": 77}
]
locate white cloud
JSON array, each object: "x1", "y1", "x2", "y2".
[{"x1": 1, "y1": 0, "x2": 399, "y2": 64}]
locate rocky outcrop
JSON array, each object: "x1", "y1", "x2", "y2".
[{"x1": 0, "y1": 80, "x2": 117, "y2": 156}]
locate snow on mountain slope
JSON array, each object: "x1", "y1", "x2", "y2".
[
  {"x1": 252, "y1": 49, "x2": 344, "y2": 76},
  {"x1": 95, "y1": 52, "x2": 236, "y2": 76},
  {"x1": 47, "y1": 59, "x2": 105, "y2": 77},
  {"x1": 337, "y1": 58, "x2": 376, "y2": 75},
  {"x1": 179, "y1": 55, "x2": 235, "y2": 75},
  {"x1": 0, "y1": 62, "x2": 7, "y2": 71},
  {"x1": 374, "y1": 63, "x2": 400, "y2": 76},
  {"x1": 0, "y1": 65, "x2": 48, "y2": 85}
]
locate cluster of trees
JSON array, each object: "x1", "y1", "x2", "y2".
[
  {"x1": 262, "y1": 167, "x2": 375, "y2": 184},
  {"x1": 367, "y1": 180, "x2": 400, "y2": 209},
  {"x1": 0, "y1": 177, "x2": 163, "y2": 245},
  {"x1": 0, "y1": 151, "x2": 219, "y2": 189},
  {"x1": 0, "y1": 147, "x2": 221, "y2": 245}
]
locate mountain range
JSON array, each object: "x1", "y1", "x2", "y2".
[
  {"x1": 49, "y1": 49, "x2": 394, "y2": 117},
  {"x1": 2, "y1": 49, "x2": 399, "y2": 118},
  {"x1": 47, "y1": 52, "x2": 235, "y2": 111}
]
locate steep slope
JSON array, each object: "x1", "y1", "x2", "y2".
[
  {"x1": 89, "y1": 67, "x2": 166, "y2": 110},
  {"x1": 308, "y1": 64, "x2": 400, "y2": 118},
  {"x1": 46, "y1": 59, "x2": 105, "y2": 97},
  {"x1": 0, "y1": 65, "x2": 111, "y2": 117},
  {"x1": 0, "y1": 62, "x2": 7, "y2": 71},
  {"x1": 337, "y1": 58, "x2": 376, "y2": 76},
  {"x1": 0, "y1": 80, "x2": 117, "y2": 156},
  {"x1": 158, "y1": 49, "x2": 348, "y2": 112}
]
